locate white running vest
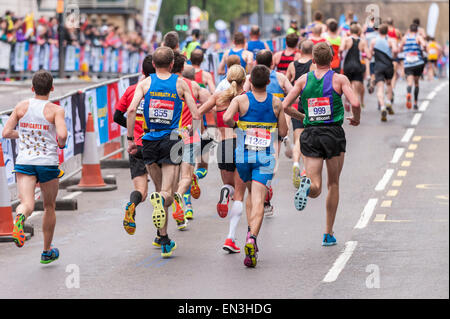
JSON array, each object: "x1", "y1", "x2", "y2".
[{"x1": 16, "y1": 98, "x2": 59, "y2": 166}]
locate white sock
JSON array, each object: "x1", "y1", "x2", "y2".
[
  {"x1": 227, "y1": 200, "x2": 243, "y2": 240},
  {"x1": 223, "y1": 184, "x2": 235, "y2": 199}
]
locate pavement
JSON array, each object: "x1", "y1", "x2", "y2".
[{"x1": 0, "y1": 78, "x2": 448, "y2": 299}]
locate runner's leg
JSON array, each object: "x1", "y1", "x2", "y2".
[
  {"x1": 40, "y1": 178, "x2": 59, "y2": 251},
  {"x1": 15, "y1": 173, "x2": 37, "y2": 219},
  {"x1": 325, "y1": 152, "x2": 345, "y2": 235},
  {"x1": 303, "y1": 156, "x2": 324, "y2": 198}
]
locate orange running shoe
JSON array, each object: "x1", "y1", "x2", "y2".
[
  {"x1": 172, "y1": 193, "x2": 185, "y2": 223},
  {"x1": 406, "y1": 93, "x2": 412, "y2": 109},
  {"x1": 12, "y1": 214, "x2": 26, "y2": 248},
  {"x1": 190, "y1": 174, "x2": 201, "y2": 199}
]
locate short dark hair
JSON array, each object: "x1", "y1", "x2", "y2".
[
  {"x1": 190, "y1": 49, "x2": 204, "y2": 66},
  {"x1": 410, "y1": 23, "x2": 419, "y2": 33},
  {"x1": 163, "y1": 31, "x2": 179, "y2": 50},
  {"x1": 379, "y1": 24, "x2": 388, "y2": 35},
  {"x1": 300, "y1": 40, "x2": 314, "y2": 55},
  {"x1": 314, "y1": 11, "x2": 323, "y2": 22},
  {"x1": 142, "y1": 55, "x2": 155, "y2": 77},
  {"x1": 250, "y1": 25, "x2": 260, "y2": 36},
  {"x1": 286, "y1": 32, "x2": 299, "y2": 48},
  {"x1": 32, "y1": 70, "x2": 53, "y2": 96},
  {"x1": 153, "y1": 47, "x2": 174, "y2": 69},
  {"x1": 234, "y1": 32, "x2": 245, "y2": 45},
  {"x1": 172, "y1": 51, "x2": 186, "y2": 74},
  {"x1": 327, "y1": 19, "x2": 338, "y2": 33},
  {"x1": 192, "y1": 29, "x2": 200, "y2": 38},
  {"x1": 413, "y1": 18, "x2": 420, "y2": 26},
  {"x1": 182, "y1": 67, "x2": 195, "y2": 80},
  {"x1": 313, "y1": 42, "x2": 333, "y2": 66},
  {"x1": 256, "y1": 50, "x2": 273, "y2": 68},
  {"x1": 251, "y1": 65, "x2": 270, "y2": 89}
]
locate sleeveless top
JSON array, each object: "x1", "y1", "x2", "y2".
[
  {"x1": 374, "y1": 35, "x2": 393, "y2": 70},
  {"x1": 179, "y1": 78, "x2": 196, "y2": 129},
  {"x1": 403, "y1": 34, "x2": 424, "y2": 68},
  {"x1": 247, "y1": 40, "x2": 266, "y2": 57},
  {"x1": 344, "y1": 38, "x2": 364, "y2": 73},
  {"x1": 237, "y1": 92, "x2": 278, "y2": 155},
  {"x1": 143, "y1": 73, "x2": 183, "y2": 141},
  {"x1": 266, "y1": 70, "x2": 285, "y2": 101},
  {"x1": 228, "y1": 48, "x2": 247, "y2": 70},
  {"x1": 277, "y1": 51, "x2": 295, "y2": 73},
  {"x1": 327, "y1": 36, "x2": 342, "y2": 69},
  {"x1": 16, "y1": 98, "x2": 59, "y2": 166},
  {"x1": 427, "y1": 41, "x2": 439, "y2": 61},
  {"x1": 194, "y1": 70, "x2": 206, "y2": 88},
  {"x1": 293, "y1": 60, "x2": 313, "y2": 83},
  {"x1": 300, "y1": 70, "x2": 344, "y2": 127}
]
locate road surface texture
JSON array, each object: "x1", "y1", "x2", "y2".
[{"x1": 0, "y1": 79, "x2": 448, "y2": 299}]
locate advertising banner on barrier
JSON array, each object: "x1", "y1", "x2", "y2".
[
  {"x1": 0, "y1": 116, "x2": 16, "y2": 185},
  {"x1": 71, "y1": 93, "x2": 86, "y2": 155},
  {"x1": 59, "y1": 97, "x2": 74, "y2": 160},
  {"x1": 84, "y1": 89, "x2": 100, "y2": 146},
  {"x1": 0, "y1": 41, "x2": 11, "y2": 70},
  {"x1": 107, "y1": 83, "x2": 121, "y2": 140},
  {"x1": 13, "y1": 42, "x2": 27, "y2": 72},
  {"x1": 95, "y1": 86, "x2": 109, "y2": 145}
]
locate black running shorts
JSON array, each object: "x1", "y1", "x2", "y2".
[
  {"x1": 142, "y1": 133, "x2": 182, "y2": 166},
  {"x1": 129, "y1": 146, "x2": 147, "y2": 179},
  {"x1": 217, "y1": 138, "x2": 236, "y2": 172},
  {"x1": 300, "y1": 125, "x2": 346, "y2": 159},
  {"x1": 404, "y1": 64, "x2": 425, "y2": 77},
  {"x1": 374, "y1": 66, "x2": 394, "y2": 83},
  {"x1": 344, "y1": 69, "x2": 365, "y2": 83}
]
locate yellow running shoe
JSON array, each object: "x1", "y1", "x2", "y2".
[
  {"x1": 123, "y1": 202, "x2": 136, "y2": 235},
  {"x1": 293, "y1": 165, "x2": 301, "y2": 189},
  {"x1": 150, "y1": 192, "x2": 166, "y2": 229}
]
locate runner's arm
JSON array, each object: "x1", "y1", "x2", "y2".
[
  {"x1": 54, "y1": 106, "x2": 68, "y2": 147},
  {"x1": 340, "y1": 75, "x2": 361, "y2": 126},
  {"x1": 223, "y1": 95, "x2": 242, "y2": 128},
  {"x1": 204, "y1": 72, "x2": 216, "y2": 93},
  {"x1": 126, "y1": 81, "x2": 146, "y2": 154},
  {"x1": 286, "y1": 62, "x2": 295, "y2": 82},
  {"x1": 1, "y1": 107, "x2": 20, "y2": 139},
  {"x1": 180, "y1": 80, "x2": 201, "y2": 120},
  {"x1": 198, "y1": 93, "x2": 217, "y2": 115},
  {"x1": 282, "y1": 75, "x2": 305, "y2": 121},
  {"x1": 274, "y1": 97, "x2": 288, "y2": 138},
  {"x1": 114, "y1": 88, "x2": 131, "y2": 128},
  {"x1": 218, "y1": 50, "x2": 228, "y2": 75},
  {"x1": 198, "y1": 87, "x2": 211, "y2": 105},
  {"x1": 246, "y1": 51, "x2": 254, "y2": 73}
]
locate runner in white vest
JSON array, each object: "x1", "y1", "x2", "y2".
[{"x1": 2, "y1": 70, "x2": 67, "y2": 264}]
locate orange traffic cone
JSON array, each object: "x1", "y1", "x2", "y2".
[
  {"x1": 0, "y1": 142, "x2": 13, "y2": 238},
  {"x1": 66, "y1": 113, "x2": 117, "y2": 192}
]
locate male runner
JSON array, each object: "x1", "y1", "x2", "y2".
[
  {"x1": 223, "y1": 65, "x2": 291, "y2": 267},
  {"x1": 190, "y1": 49, "x2": 216, "y2": 93},
  {"x1": 286, "y1": 40, "x2": 315, "y2": 189},
  {"x1": 126, "y1": 47, "x2": 200, "y2": 258},
  {"x1": 114, "y1": 55, "x2": 160, "y2": 236},
  {"x1": 309, "y1": 25, "x2": 326, "y2": 45},
  {"x1": 426, "y1": 36, "x2": 442, "y2": 81},
  {"x1": 305, "y1": 11, "x2": 327, "y2": 38},
  {"x1": 370, "y1": 24, "x2": 397, "y2": 122},
  {"x1": 215, "y1": 55, "x2": 241, "y2": 93},
  {"x1": 247, "y1": 25, "x2": 270, "y2": 58},
  {"x1": 163, "y1": 31, "x2": 180, "y2": 51},
  {"x1": 2, "y1": 70, "x2": 67, "y2": 264},
  {"x1": 273, "y1": 33, "x2": 300, "y2": 74},
  {"x1": 325, "y1": 19, "x2": 342, "y2": 74},
  {"x1": 283, "y1": 42, "x2": 361, "y2": 246},
  {"x1": 218, "y1": 32, "x2": 253, "y2": 75},
  {"x1": 386, "y1": 18, "x2": 402, "y2": 103},
  {"x1": 364, "y1": 17, "x2": 380, "y2": 94},
  {"x1": 399, "y1": 23, "x2": 427, "y2": 110}
]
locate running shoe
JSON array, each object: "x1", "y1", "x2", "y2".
[
  {"x1": 183, "y1": 193, "x2": 192, "y2": 206},
  {"x1": 161, "y1": 240, "x2": 177, "y2": 258},
  {"x1": 386, "y1": 103, "x2": 395, "y2": 115},
  {"x1": 381, "y1": 109, "x2": 387, "y2": 122},
  {"x1": 40, "y1": 248, "x2": 60, "y2": 264},
  {"x1": 391, "y1": 91, "x2": 395, "y2": 104},
  {"x1": 177, "y1": 218, "x2": 188, "y2": 230},
  {"x1": 190, "y1": 174, "x2": 201, "y2": 199},
  {"x1": 246, "y1": 231, "x2": 259, "y2": 252},
  {"x1": 322, "y1": 233, "x2": 337, "y2": 246},
  {"x1": 185, "y1": 207, "x2": 194, "y2": 220},
  {"x1": 294, "y1": 177, "x2": 311, "y2": 211},
  {"x1": 293, "y1": 165, "x2": 301, "y2": 189},
  {"x1": 264, "y1": 202, "x2": 274, "y2": 217},
  {"x1": 12, "y1": 214, "x2": 26, "y2": 248},
  {"x1": 265, "y1": 186, "x2": 273, "y2": 202},
  {"x1": 149, "y1": 192, "x2": 166, "y2": 229},
  {"x1": 172, "y1": 193, "x2": 185, "y2": 223},
  {"x1": 406, "y1": 93, "x2": 412, "y2": 109},
  {"x1": 413, "y1": 103, "x2": 418, "y2": 110},
  {"x1": 244, "y1": 237, "x2": 258, "y2": 268},
  {"x1": 194, "y1": 168, "x2": 208, "y2": 180},
  {"x1": 300, "y1": 169, "x2": 307, "y2": 177},
  {"x1": 152, "y1": 235, "x2": 162, "y2": 248},
  {"x1": 223, "y1": 238, "x2": 241, "y2": 253},
  {"x1": 123, "y1": 202, "x2": 136, "y2": 235},
  {"x1": 217, "y1": 186, "x2": 231, "y2": 218}
]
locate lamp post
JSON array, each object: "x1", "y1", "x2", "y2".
[
  {"x1": 258, "y1": 0, "x2": 264, "y2": 34},
  {"x1": 305, "y1": 0, "x2": 312, "y2": 25},
  {"x1": 57, "y1": 0, "x2": 65, "y2": 79}
]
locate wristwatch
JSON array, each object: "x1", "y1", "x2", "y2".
[{"x1": 127, "y1": 136, "x2": 134, "y2": 141}]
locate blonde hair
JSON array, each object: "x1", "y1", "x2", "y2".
[{"x1": 217, "y1": 64, "x2": 246, "y2": 105}]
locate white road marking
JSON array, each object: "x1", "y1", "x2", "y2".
[
  {"x1": 401, "y1": 128, "x2": 415, "y2": 143},
  {"x1": 375, "y1": 169, "x2": 394, "y2": 191},
  {"x1": 427, "y1": 91, "x2": 436, "y2": 100},
  {"x1": 354, "y1": 199, "x2": 378, "y2": 229},
  {"x1": 390, "y1": 148, "x2": 404, "y2": 164},
  {"x1": 411, "y1": 113, "x2": 422, "y2": 126},
  {"x1": 322, "y1": 241, "x2": 358, "y2": 283},
  {"x1": 63, "y1": 191, "x2": 82, "y2": 200},
  {"x1": 419, "y1": 101, "x2": 429, "y2": 112}
]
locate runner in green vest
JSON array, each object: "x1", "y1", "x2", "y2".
[
  {"x1": 283, "y1": 42, "x2": 361, "y2": 246},
  {"x1": 182, "y1": 29, "x2": 201, "y2": 60}
]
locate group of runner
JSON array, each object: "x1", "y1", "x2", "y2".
[{"x1": 3, "y1": 12, "x2": 442, "y2": 268}]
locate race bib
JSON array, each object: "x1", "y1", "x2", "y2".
[
  {"x1": 245, "y1": 128, "x2": 271, "y2": 150},
  {"x1": 308, "y1": 97, "x2": 332, "y2": 122},
  {"x1": 406, "y1": 52, "x2": 420, "y2": 63},
  {"x1": 149, "y1": 99, "x2": 174, "y2": 125}
]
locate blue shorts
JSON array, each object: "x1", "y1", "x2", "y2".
[
  {"x1": 13, "y1": 165, "x2": 63, "y2": 183},
  {"x1": 235, "y1": 151, "x2": 275, "y2": 187}
]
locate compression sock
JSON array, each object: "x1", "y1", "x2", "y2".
[
  {"x1": 407, "y1": 85, "x2": 412, "y2": 94},
  {"x1": 227, "y1": 201, "x2": 243, "y2": 240},
  {"x1": 414, "y1": 86, "x2": 419, "y2": 102},
  {"x1": 130, "y1": 191, "x2": 143, "y2": 207},
  {"x1": 195, "y1": 168, "x2": 208, "y2": 179}
]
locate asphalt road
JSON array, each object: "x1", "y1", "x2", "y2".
[{"x1": 0, "y1": 78, "x2": 448, "y2": 299}]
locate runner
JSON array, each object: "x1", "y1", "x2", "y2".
[
  {"x1": 163, "y1": 31, "x2": 180, "y2": 51},
  {"x1": 198, "y1": 65, "x2": 247, "y2": 253},
  {"x1": 305, "y1": 11, "x2": 327, "y2": 38},
  {"x1": 190, "y1": 49, "x2": 216, "y2": 93},
  {"x1": 386, "y1": 18, "x2": 402, "y2": 103},
  {"x1": 126, "y1": 47, "x2": 200, "y2": 258},
  {"x1": 215, "y1": 55, "x2": 241, "y2": 93},
  {"x1": 370, "y1": 24, "x2": 397, "y2": 122},
  {"x1": 341, "y1": 24, "x2": 368, "y2": 108},
  {"x1": 218, "y1": 32, "x2": 253, "y2": 75},
  {"x1": 114, "y1": 55, "x2": 161, "y2": 236},
  {"x1": 222, "y1": 65, "x2": 291, "y2": 267},
  {"x1": 364, "y1": 17, "x2": 380, "y2": 94},
  {"x1": 247, "y1": 25, "x2": 270, "y2": 58},
  {"x1": 2, "y1": 70, "x2": 67, "y2": 264},
  {"x1": 325, "y1": 19, "x2": 342, "y2": 74},
  {"x1": 286, "y1": 40, "x2": 315, "y2": 189},
  {"x1": 426, "y1": 36, "x2": 442, "y2": 81},
  {"x1": 399, "y1": 23, "x2": 427, "y2": 110},
  {"x1": 273, "y1": 33, "x2": 300, "y2": 74},
  {"x1": 339, "y1": 11, "x2": 355, "y2": 37},
  {"x1": 182, "y1": 29, "x2": 201, "y2": 60},
  {"x1": 283, "y1": 42, "x2": 361, "y2": 246},
  {"x1": 245, "y1": 49, "x2": 294, "y2": 216},
  {"x1": 309, "y1": 25, "x2": 326, "y2": 45}
]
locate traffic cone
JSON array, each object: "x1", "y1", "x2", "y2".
[
  {"x1": 66, "y1": 113, "x2": 117, "y2": 192},
  {"x1": 0, "y1": 142, "x2": 13, "y2": 238}
]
